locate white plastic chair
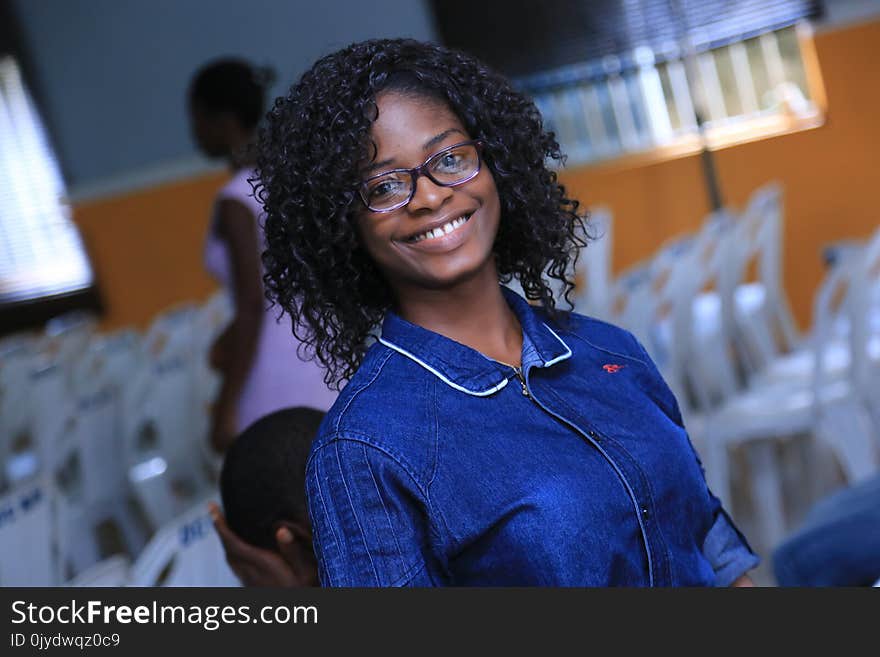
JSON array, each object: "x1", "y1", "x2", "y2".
[
  {"x1": 65, "y1": 332, "x2": 150, "y2": 564},
  {"x1": 717, "y1": 183, "x2": 801, "y2": 379},
  {"x1": 570, "y1": 207, "x2": 613, "y2": 319},
  {"x1": 609, "y1": 259, "x2": 656, "y2": 355},
  {"x1": 9, "y1": 314, "x2": 98, "y2": 485},
  {"x1": 613, "y1": 198, "x2": 868, "y2": 553},
  {"x1": 66, "y1": 555, "x2": 131, "y2": 587},
  {"x1": 29, "y1": 361, "x2": 77, "y2": 478},
  {"x1": 0, "y1": 477, "x2": 56, "y2": 585},
  {"x1": 807, "y1": 237, "x2": 880, "y2": 485},
  {"x1": 128, "y1": 497, "x2": 240, "y2": 587},
  {"x1": 701, "y1": 246, "x2": 879, "y2": 551},
  {"x1": 846, "y1": 225, "x2": 880, "y2": 436},
  {"x1": 190, "y1": 290, "x2": 233, "y2": 475},
  {"x1": 52, "y1": 437, "x2": 109, "y2": 580},
  {"x1": 40, "y1": 311, "x2": 99, "y2": 393},
  {"x1": 610, "y1": 224, "x2": 730, "y2": 422},
  {"x1": 122, "y1": 304, "x2": 212, "y2": 531},
  {"x1": 1, "y1": 338, "x2": 37, "y2": 489}
]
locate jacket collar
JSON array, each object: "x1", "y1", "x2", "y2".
[{"x1": 378, "y1": 286, "x2": 572, "y2": 396}]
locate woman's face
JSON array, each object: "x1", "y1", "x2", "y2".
[{"x1": 355, "y1": 92, "x2": 501, "y2": 298}]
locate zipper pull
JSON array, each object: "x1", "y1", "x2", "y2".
[{"x1": 513, "y1": 366, "x2": 530, "y2": 397}]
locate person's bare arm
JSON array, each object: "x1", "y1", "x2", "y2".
[{"x1": 209, "y1": 198, "x2": 264, "y2": 452}]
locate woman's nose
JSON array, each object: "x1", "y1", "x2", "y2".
[{"x1": 407, "y1": 174, "x2": 454, "y2": 213}]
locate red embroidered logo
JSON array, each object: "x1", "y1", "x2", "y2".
[{"x1": 603, "y1": 364, "x2": 625, "y2": 373}]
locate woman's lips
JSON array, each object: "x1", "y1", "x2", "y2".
[{"x1": 398, "y1": 213, "x2": 474, "y2": 253}]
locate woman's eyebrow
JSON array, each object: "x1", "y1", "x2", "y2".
[
  {"x1": 423, "y1": 128, "x2": 466, "y2": 150},
  {"x1": 363, "y1": 158, "x2": 395, "y2": 175},
  {"x1": 362, "y1": 128, "x2": 468, "y2": 175}
]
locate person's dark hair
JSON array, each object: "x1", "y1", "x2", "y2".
[
  {"x1": 220, "y1": 407, "x2": 325, "y2": 551},
  {"x1": 256, "y1": 38, "x2": 589, "y2": 388},
  {"x1": 189, "y1": 57, "x2": 276, "y2": 131}
]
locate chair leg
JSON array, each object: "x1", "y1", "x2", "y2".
[
  {"x1": 747, "y1": 441, "x2": 787, "y2": 551},
  {"x1": 703, "y1": 437, "x2": 733, "y2": 513}
]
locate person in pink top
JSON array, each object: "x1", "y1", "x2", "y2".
[{"x1": 188, "y1": 58, "x2": 338, "y2": 452}]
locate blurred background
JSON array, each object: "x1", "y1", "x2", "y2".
[{"x1": 1, "y1": 0, "x2": 878, "y2": 587}]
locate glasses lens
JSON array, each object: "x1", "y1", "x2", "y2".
[
  {"x1": 362, "y1": 171, "x2": 411, "y2": 211},
  {"x1": 428, "y1": 143, "x2": 480, "y2": 184}
]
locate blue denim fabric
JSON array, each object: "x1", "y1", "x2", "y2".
[
  {"x1": 772, "y1": 473, "x2": 880, "y2": 586},
  {"x1": 306, "y1": 287, "x2": 759, "y2": 586}
]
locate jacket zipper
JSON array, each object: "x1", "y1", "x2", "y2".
[
  {"x1": 512, "y1": 366, "x2": 530, "y2": 397},
  {"x1": 510, "y1": 364, "x2": 655, "y2": 586}
]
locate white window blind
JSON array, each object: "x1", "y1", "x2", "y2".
[
  {"x1": 0, "y1": 55, "x2": 93, "y2": 304},
  {"x1": 433, "y1": 0, "x2": 823, "y2": 167}
]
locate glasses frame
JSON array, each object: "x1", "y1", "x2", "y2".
[{"x1": 359, "y1": 139, "x2": 484, "y2": 213}]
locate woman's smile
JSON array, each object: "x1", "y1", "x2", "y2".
[{"x1": 397, "y1": 211, "x2": 474, "y2": 251}]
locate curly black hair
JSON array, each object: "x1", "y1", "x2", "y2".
[{"x1": 255, "y1": 38, "x2": 589, "y2": 389}]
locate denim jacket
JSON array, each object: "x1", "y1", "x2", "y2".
[{"x1": 306, "y1": 287, "x2": 759, "y2": 586}]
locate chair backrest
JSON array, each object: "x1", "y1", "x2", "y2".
[
  {"x1": 190, "y1": 290, "x2": 233, "y2": 443},
  {"x1": 29, "y1": 361, "x2": 76, "y2": 478},
  {"x1": 718, "y1": 183, "x2": 800, "y2": 376},
  {"x1": 848, "y1": 225, "x2": 880, "y2": 414},
  {"x1": 609, "y1": 259, "x2": 655, "y2": 349},
  {"x1": 671, "y1": 210, "x2": 744, "y2": 412},
  {"x1": 571, "y1": 207, "x2": 613, "y2": 319},
  {"x1": 66, "y1": 330, "x2": 143, "y2": 507},
  {"x1": 0, "y1": 477, "x2": 56, "y2": 585},
  {"x1": 39, "y1": 312, "x2": 98, "y2": 387},
  {"x1": 607, "y1": 232, "x2": 699, "y2": 418},
  {"x1": 124, "y1": 304, "x2": 202, "y2": 472},
  {"x1": 52, "y1": 436, "x2": 105, "y2": 580},
  {"x1": 0, "y1": 341, "x2": 35, "y2": 489},
  {"x1": 120, "y1": 306, "x2": 214, "y2": 532},
  {"x1": 10, "y1": 314, "x2": 100, "y2": 485},
  {"x1": 809, "y1": 244, "x2": 880, "y2": 483},
  {"x1": 66, "y1": 554, "x2": 131, "y2": 587},
  {"x1": 128, "y1": 497, "x2": 240, "y2": 587}
]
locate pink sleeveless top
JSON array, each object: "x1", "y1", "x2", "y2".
[{"x1": 203, "y1": 169, "x2": 338, "y2": 431}]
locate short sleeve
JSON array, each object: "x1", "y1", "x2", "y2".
[
  {"x1": 306, "y1": 438, "x2": 439, "y2": 587},
  {"x1": 628, "y1": 332, "x2": 760, "y2": 585}
]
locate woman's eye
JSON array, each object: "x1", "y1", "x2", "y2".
[
  {"x1": 369, "y1": 179, "x2": 404, "y2": 199},
  {"x1": 436, "y1": 152, "x2": 464, "y2": 171}
]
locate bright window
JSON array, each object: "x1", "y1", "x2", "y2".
[
  {"x1": 518, "y1": 22, "x2": 824, "y2": 168},
  {"x1": 0, "y1": 56, "x2": 94, "y2": 305}
]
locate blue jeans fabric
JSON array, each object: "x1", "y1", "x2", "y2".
[
  {"x1": 306, "y1": 287, "x2": 759, "y2": 586},
  {"x1": 772, "y1": 473, "x2": 880, "y2": 586}
]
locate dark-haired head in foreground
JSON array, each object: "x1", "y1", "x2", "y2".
[{"x1": 216, "y1": 406, "x2": 324, "y2": 587}]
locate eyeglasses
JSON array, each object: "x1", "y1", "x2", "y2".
[{"x1": 359, "y1": 140, "x2": 484, "y2": 213}]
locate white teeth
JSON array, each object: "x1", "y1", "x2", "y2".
[{"x1": 409, "y1": 214, "x2": 471, "y2": 243}]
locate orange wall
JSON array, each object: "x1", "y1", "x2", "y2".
[
  {"x1": 74, "y1": 172, "x2": 227, "y2": 330},
  {"x1": 73, "y1": 19, "x2": 880, "y2": 331},
  {"x1": 558, "y1": 19, "x2": 880, "y2": 329}
]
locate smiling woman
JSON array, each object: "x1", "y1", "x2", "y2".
[{"x1": 255, "y1": 38, "x2": 759, "y2": 587}]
